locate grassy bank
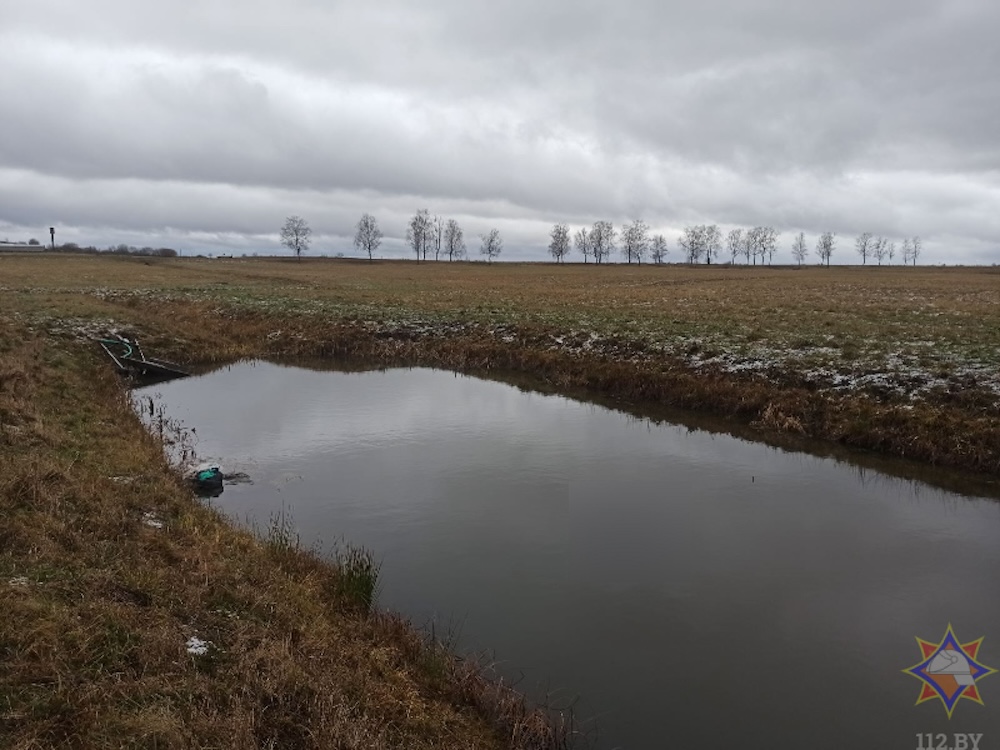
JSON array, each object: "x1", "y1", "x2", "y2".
[{"x1": 0, "y1": 319, "x2": 568, "y2": 747}]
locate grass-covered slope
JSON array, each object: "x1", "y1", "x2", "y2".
[{"x1": 0, "y1": 323, "x2": 565, "y2": 748}]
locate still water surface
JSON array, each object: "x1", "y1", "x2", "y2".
[{"x1": 140, "y1": 361, "x2": 1000, "y2": 749}]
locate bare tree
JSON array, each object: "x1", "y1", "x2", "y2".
[
  {"x1": 548, "y1": 223, "x2": 571, "y2": 263},
  {"x1": 480, "y1": 228, "x2": 503, "y2": 263},
  {"x1": 887, "y1": 240, "x2": 896, "y2": 265},
  {"x1": 591, "y1": 221, "x2": 615, "y2": 264},
  {"x1": 855, "y1": 232, "x2": 874, "y2": 265},
  {"x1": 621, "y1": 219, "x2": 649, "y2": 264},
  {"x1": 650, "y1": 234, "x2": 668, "y2": 264},
  {"x1": 727, "y1": 228, "x2": 744, "y2": 265},
  {"x1": 432, "y1": 215, "x2": 444, "y2": 261},
  {"x1": 791, "y1": 232, "x2": 808, "y2": 266},
  {"x1": 901, "y1": 237, "x2": 913, "y2": 265},
  {"x1": 872, "y1": 236, "x2": 889, "y2": 265},
  {"x1": 280, "y1": 215, "x2": 311, "y2": 260},
  {"x1": 746, "y1": 226, "x2": 762, "y2": 265},
  {"x1": 575, "y1": 227, "x2": 592, "y2": 264},
  {"x1": 406, "y1": 209, "x2": 432, "y2": 262},
  {"x1": 679, "y1": 225, "x2": 703, "y2": 264},
  {"x1": 761, "y1": 226, "x2": 778, "y2": 265},
  {"x1": 444, "y1": 219, "x2": 465, "y2": 261},
  {"x1": 353, "y1": 213, "x2": 383, "y2": 262},
  {"x1": 744, "y1": 227, "x2": 758, "y2": 265},
  {"x1": 816, "y1": 232, "x2": 836, "y2": 266},
  {"x1": 745, "y1": 226, "x2": 777, "y2": 266},
  {"x1": 704, "y1": 224, "x2": 722, "y2": 264},
  {"x1": 911, "y1": 236, "x2": 922, "y2": 265}
]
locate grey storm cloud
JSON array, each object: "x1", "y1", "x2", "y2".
[{"x1": 1, "y1": 0, "x2": 998, "y2": 262}]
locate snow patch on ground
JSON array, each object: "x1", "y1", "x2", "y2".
[
  {"x1": 186, "y1": 636, "x2": 212, "y2": 655},
  {"x1": 529, "y1": 326, "x2": 1000, "y2": 405},
  {"x1": 31, "y1": 288, "x2": 997, "y2": 409}
]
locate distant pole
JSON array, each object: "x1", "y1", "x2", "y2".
[{"x1": 49, "y1": 227, "x2": 55, "y2": 249}]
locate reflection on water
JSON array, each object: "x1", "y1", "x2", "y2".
[{"x1": 139, "y1": 361, "x2": 1000, "y2": 750}]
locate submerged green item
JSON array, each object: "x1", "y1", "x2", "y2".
[{"x1": 190, "y1": 465, "x2": 224, "y2": 499}]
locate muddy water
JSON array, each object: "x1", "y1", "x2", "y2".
[{"x1": 139, "y1": 361, "x2": 1000, "y2": 749}]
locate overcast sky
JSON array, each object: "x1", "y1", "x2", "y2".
[{"x1": 2, "y1": 0, "x2": 998, "y2": 263}]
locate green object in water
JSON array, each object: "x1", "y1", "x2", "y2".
[{"x1": 197, "y1": 468, "x2": 221, "y2": 483}]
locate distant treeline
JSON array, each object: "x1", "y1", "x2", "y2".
[{"x1": 36, "y1": 242, "x2": 179, "y2": 257}]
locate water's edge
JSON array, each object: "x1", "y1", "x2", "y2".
[{"x1": 182, "y1": 356, "x2": 1000, "y2": 502}]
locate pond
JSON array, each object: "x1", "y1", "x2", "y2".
[{"x1": 138, "y1": 361, "x2": 1000, "y2": 749}]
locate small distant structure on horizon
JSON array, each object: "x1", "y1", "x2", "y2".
[{"x1": 0, "y1": 240, "x2": 45, "y2": 253}]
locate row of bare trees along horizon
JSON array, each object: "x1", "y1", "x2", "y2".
[{"x1": 279, "y1": 213, "x2": 925, "y2": 266}]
